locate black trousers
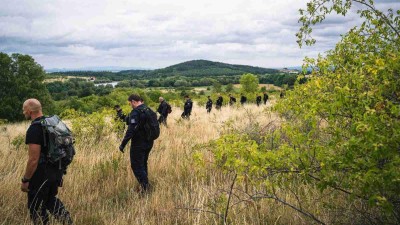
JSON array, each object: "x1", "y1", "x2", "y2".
[
  {"x1": 130, "y1": 143, "x2": 153, "y2": 191},
  {"x1": 181, "y1": 111, "x2": 191, "y2": 119},
  {"x1": 28, "y1": 165, "x2": 71, "y2": 225},
  {"x1": 158, "y1": 114, "x2": 168, "y2": 126}
]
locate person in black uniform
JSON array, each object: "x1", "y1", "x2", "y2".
[
  {"x1": 206, "y1": 96, "x2": 213, "y2": 113},
  {"x1": 157, "y1": 97, "x2": 169, "y2": 126},
  {"x1": 181, "y1": 95, "x2": 193, "y2": 119},
  {"x1": 263, "y1": 92, "x2": 269, "y2": 105},
  {"x1": 228, "y1": 94, "x2": 236, "y2": 106},
  {"x1": 256, "y1": 95, "x2": 262, "y2": 106},
  {"x1": 114, "y1": 105, "x2": 126, "y2": 122},
  {"x1": 216, "y1": 94, "x2": 223, "y2": 110},
  {"x1": 240, "y1": 94, "x2": 247, "y2": 105},
  {"x1": 22, "y1": 99, "x2": 73, "y2": 225},
  {"x1": 119, "y1": 94, "x2": 154, "y2": 193}
]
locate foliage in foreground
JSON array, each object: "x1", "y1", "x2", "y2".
[{"x1": 197, "y1": 1, "x2": 400, "y2": 224}]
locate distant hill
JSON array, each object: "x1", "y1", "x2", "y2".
[
  {"x1": 118, "y1": 60, "x2": 279, "y2": 78},
  {"x1": 48, "y1": 60, "x2": 280, "y2": 80}
]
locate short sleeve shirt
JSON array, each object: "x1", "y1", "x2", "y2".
[{"x1": 25, "y1": 116, "x2": 47, "y2": 163}]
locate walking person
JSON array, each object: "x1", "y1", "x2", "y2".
[
  {"x1": 157, "y1": 97, "x2": 169, "y2": 126},
  {"x1": 206, "y1": 96, "x2": 213, "y2": 113},
  {"x1": 263, "y1": 92, "x2": 269, "y2": 105},
  {"x1": 216, "y1": 94, "x2": 223, "y2": 110},
  {"x1": 228, "y1": 94, "x2": 236, "y2": 106},
  {"x1": 119, "y1": 94, "x2": 158, "y2": 194},
  {"x1": 181, "y1": 95, "x2": 193, "y2": 119},
  {"x1": 22, "y1": 99, "x2": 73, "y2": 225},
  {"x1": 256, "y1": 95, "x2": 262, "y2": 106},
  {"x1": 240, "y1": 94, "x2": 247, "y2": 105}
]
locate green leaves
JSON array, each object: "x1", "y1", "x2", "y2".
[
  {"x1": 239, "y1": 73, "x2": 259, "y2": 94},
  {"x1": 0, "y1": 52, "x2": 54, "y2": 122}
]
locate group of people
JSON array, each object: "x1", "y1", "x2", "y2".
[
  {"x1": 206, "y1": 92, "x2": 269, "y2": 113},
  {"x1": 20, "y1": 91, "x2": 273, "y2": 224},
  {"x1": 22, "y1": 94, "x2": 162, "y2": 225}
]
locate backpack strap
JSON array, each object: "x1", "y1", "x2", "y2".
[{"x1": 31, "y1": 118, "x2": 47, "y2": 147}]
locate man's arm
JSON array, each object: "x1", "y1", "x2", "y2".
[
  {"x1": 119, "y1": 111, "x2": 139, "y2": 151},
  {"x1": 21, "y1": 144, "x2": 40, "y2": 192}
]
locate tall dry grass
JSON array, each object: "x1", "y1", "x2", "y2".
[{"x1": 0, "y1": 98, "x2": 334, "y2": 225}]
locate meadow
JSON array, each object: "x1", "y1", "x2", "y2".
[{"x1": 0, "y1": 98, "x2": 299, "y2": 225}]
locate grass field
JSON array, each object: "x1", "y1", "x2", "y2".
[{"x1": 0, "y1": 97, "x2": 336, "y2": 225}]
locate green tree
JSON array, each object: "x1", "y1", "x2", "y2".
[
  {"x1": 212, "y1": 81, "x2": 222, "y2": 93},
  {"x1": 225, "y1": 83, "x2": 234, "y2": 93},
  {"x1": 0, "y1": 53, "x2": 54, "y2": 122},
  {"x1": 239, "y1": 73, "x2": 259, "y2": 94},
  {"x1": 198, "y1": 1, "x2": 400, "y2": 224}
]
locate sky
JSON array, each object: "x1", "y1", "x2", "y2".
[{"x1": 0, "y1": 0, "x2": 398, "y2": 70}]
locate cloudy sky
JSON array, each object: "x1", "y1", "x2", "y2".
[{"x1": 0, "y1": 0, "x2": 398, "y2": 70}]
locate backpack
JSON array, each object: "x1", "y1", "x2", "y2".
[
  {"x1": 138, "y1": 106, "x2": 160, "y2": 141},
  {"x1": 166, "y1": 103, "x2": 172, "y2": 114},
  {"x1": 33, "y1": 115, "x2": 75, "y2": 173}
]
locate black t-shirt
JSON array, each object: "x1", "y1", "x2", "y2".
[{"x1": 25, "y1": 116, "x2": 48, "y2": 163}]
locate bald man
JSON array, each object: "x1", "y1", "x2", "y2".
[{"x1": 22, "y1": 99, "x2": 73, "y2": 225}]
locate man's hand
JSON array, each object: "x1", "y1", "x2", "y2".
[
  {"x1": 119, "y1": 145, "x2": 124, "y2": 153},
  {"x1": 21, "y1": 182, "x2": 29, "y2": 192}
]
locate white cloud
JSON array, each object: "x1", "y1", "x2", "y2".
[{"x1": 0, "y1": 0, "x2": 398, "y2": 69}]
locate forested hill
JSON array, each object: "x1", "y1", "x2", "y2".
[
  {"x1": 49, "y1": 60, "x2": 280, "y2": 80},
  {"x1": 122, "y1": 60, "x2": 279, "y2": 78}
]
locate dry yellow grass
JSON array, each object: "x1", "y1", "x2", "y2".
[{"x1": 0, "y1": 98, "x2": 331, "y2": 225}]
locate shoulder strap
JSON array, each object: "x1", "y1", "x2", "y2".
[{"x1": 31, "y1": 118, "x2": 47, "y2": 147}]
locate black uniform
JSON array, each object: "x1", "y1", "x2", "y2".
[
  {"x1": 157, "y1": 100, "x2": 169, "y2": 126},
  {"x1": 216, "y1": 96, "x2": 223, "y2": 110},
  {"x1": 263, "y1": 93, "x2": 269, "y2": 104},
  {"x1": 120, "y1": 104, "x2": 154, "y2": 192},
  {"x1": 115, "y1": 109, "x2": 126, "y2": 122},
  {"x1": 229, "y1": 96, "x2": 236, "y2": 106},
  {"x1": 25, "y1": 116, "x2": 72, "y2": 225},
  {"x1": 256, "y1": 96, "x2": 262, "y2": 106},
  {"x1": 206, "y1": 99, "x2": 213, "y2": 113},
  {"x1": 181, "y1": 98, "x2": 193, "y2": 119},
  {"x1": 240, "y1": 95, "x2": 247, "y2": 105}
]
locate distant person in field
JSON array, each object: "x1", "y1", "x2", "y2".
[
  {"x1": 114, "y1": 105, "x2": 127, "y2": 122},
  {"x1": 22, "y1": 99, "x2": 73, "y2": 225},
  {"x1": 119, "y1": 94, "x2": 158, "y2": 194},
  {"x1": 280, "y1": 91, "x2": 285, "y2": 98},
  {"x1": 228, "y1": 94, "x2": 236, "y2": 106},
  {"x1": 157, "y1": 97, "x2": 170, "y2": 126},
  {"x1": 256, "y1": 95, "x2": 262, "y2": 106},
  {"x1": 206, "y1": 96, "x2": 213, "y2": 113},
  {"x1": 240, "y1": 94, "x2": 247, "y2": 105},
  {"x1": 263, "y1": 92, "x2": 269, "y2": 105},
  {"x1": 181, "y1": 95, "x2": 193, "y2": 119},
  {"x1": 216, "y1": 94, "x2": 223, "y2": 110}
]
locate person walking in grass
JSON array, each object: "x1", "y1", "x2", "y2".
[
  {"x1": 206, "y1": 96, "x2": 213, "y2": 113},
  {"x1": 22, "y1": 99, "x2": 73, "y2": 225},
  {"x1": 181, "y1": 95, "x2": 193, "y2": 119}
]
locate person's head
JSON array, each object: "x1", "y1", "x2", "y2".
[
  {"x1": 22, "y1": 98, "x2": 43, "y2": 120},
  {"x1": 159, "y1": 97, "x2": 164, "y2": 103},
  {"x1": 114, "y1": 105, "x2": 121, "y2": 111},
  {"x1": 184, "y1": 95, "x2": 189, "y2": 100},
  {"x1": 128, "y1": 94, "x2": 143, "y2": 109},
  {"x1": 207, "y1": 96, "x2": 211, "y2": 99}
]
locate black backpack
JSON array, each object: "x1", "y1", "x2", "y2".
[
  {"x1": 138, "y1": 106, "x2": 160, "y2": 141},
  {"x1": 33, "y1": 115, "x2": 75, "y2": 173}
]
